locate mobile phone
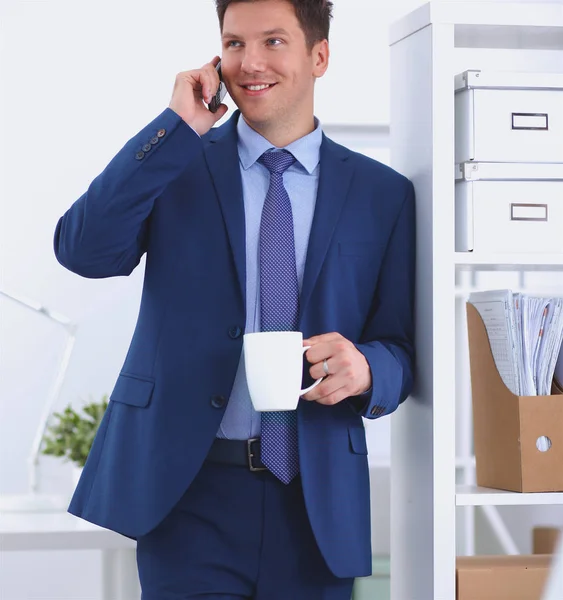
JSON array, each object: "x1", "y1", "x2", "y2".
[{"x1": 209, "y1": 61, "x2": 227, "y2": 113}]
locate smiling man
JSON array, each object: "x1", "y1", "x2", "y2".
[{"x1": 55, "y1": 1, "x2": 416, "y2": 599}]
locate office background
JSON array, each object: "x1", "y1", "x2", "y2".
[{"x1": 1, "y1": 0, "x2": 562, "y2": 598}]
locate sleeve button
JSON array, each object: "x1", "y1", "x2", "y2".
[
  {"x1": 228, "y1": 326, "x2": 243, "y2": 339},
  {"x1": 157, "y1": 128, "x2": 166, "y2": 138},
  {"x1": 135, "y1": 151, "x2": 145, "y2": 160},
  {"x1": 210, "y1": 395, "x2": 226, "y2": 409}
]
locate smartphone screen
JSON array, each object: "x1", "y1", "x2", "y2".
[{"x1": 209, "y1": 61, "x2": 227, "y2": 113}]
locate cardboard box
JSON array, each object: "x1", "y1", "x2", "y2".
[
  {"x1": 533, "y1": 527, "x2": 562, "y2": 555},
  {"x1": 466, "y1": 303, "x2": 563, "y2": 492},
  {"x1": 456, "y1": 555, "x2": 553, "y2": 600}
]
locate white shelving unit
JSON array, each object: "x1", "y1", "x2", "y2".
[{"x1": 389, "y1": 3, "x2": 563, "y2": 599}]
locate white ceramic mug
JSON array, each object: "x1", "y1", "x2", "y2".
[{"x1": 243, "y1": 331, "x2": 323, "y2": 411}]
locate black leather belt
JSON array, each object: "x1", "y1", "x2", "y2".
[{"x1": 206, "y1": 437, "x2": 267, "y2": 472}]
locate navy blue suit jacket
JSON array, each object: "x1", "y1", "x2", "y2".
[{"x1": 55, "y1": 108, "x2": 415, "y2": 578}]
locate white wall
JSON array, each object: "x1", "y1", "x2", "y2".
[{"x1": 2, "y1": 1, "x2": 561, "y2": 599}]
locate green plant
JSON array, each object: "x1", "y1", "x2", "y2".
[{"x1": 41, "y1": 395, "x2": 108, "y2": 468}]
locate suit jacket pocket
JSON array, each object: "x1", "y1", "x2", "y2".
[
  {"x1": 348, "y1": 424, "x2": 368, "y2": 455},
  {"x1": 110, "y1": 373, "x2": 155, "y2": 408}
]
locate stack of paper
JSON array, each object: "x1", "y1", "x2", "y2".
[{"x1": 469, "y1": 290, "x2": 563, "y2": 396}]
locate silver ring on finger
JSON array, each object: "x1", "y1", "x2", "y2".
[{"x1": 323, "y1": 358, "x2": 330, "y2": 376}]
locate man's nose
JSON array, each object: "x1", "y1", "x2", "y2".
[{"x1": 240, "y1": 48, "x2": 266, "y2": 73}]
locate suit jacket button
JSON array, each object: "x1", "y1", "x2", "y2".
[
  {"x1": 228, "y1": 326, "x2": 243, "y2": 339},
  {"x1": 142, "y1": 143, "x2": 152, "y2": 152},
  {"x1": 157, "y1": 128, "x2": 166, "y2": 138},
  {"x1": 150, "y1": 136, "x2": 159, "y2": 145},
  {"x1": 211, "y1": 395, "x2": 226, "y2": 409},
  {"x1": 135, "y1": 151, "x2": 145, "y2": 160}
]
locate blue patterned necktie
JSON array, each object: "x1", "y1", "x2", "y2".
[{"x1": 258, "y1": 149, "x2": 300, "y2": 485}]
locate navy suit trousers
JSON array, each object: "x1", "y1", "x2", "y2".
[{"x1": 136, "y1": 459, "x2": 355, "y2": 600}]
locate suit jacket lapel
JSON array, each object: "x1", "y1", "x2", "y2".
[
  {"x1": 299, "y1": 135, "x2": 354, "y2": 322},
  {"x1": 203, "y1": 112, "x2": 246, "y2": 305}
]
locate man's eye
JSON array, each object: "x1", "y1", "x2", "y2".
[
  {"x1": 227, "y1": 40, "x2": 242, "y2": 48},
  {"x1": 267, "y1": 38, "x2": 282, "y2": 46}
]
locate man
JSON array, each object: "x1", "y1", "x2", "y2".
[{"x1": 55, "y1": 0, "x2": 415, "y2": 598}]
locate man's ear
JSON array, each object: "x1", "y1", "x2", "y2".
[{"x1": 312, "y1": 39, "x2": 329, "y2": 79}]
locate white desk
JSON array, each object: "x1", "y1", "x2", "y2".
[{"x1": 0, "y1": 510, "x2": 140, "y2": 600}]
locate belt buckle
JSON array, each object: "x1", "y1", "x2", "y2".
[{"x1": 247, "y1": 438, "x2": 266, "y2": 472}]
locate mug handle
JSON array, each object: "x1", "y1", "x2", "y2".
[{"x1": 299, "y1": 346, "x2": 324, "y2": 395}]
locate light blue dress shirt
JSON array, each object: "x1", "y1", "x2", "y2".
[{"x1": 216, "y1": 114, "x2": 323, "y2": 440}]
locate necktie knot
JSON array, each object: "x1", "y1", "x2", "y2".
[{"x1": 258, "y1": 149, "x2": 296, "y2": 175}]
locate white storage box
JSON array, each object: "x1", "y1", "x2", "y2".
[
  {"x1": 455, "y1": 162, "x2": 563, "y2": 254},
  {"x1": 455, "y1": 70, "x2": 563, "y2": 164}
]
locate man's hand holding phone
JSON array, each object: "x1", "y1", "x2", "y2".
[{"x1": 168, "y1": 56, "x2": 228, "y2": 136}]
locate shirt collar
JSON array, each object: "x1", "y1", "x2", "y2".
[{"x1": 236, "y1": 114, "x2": 322, "y2": 175}]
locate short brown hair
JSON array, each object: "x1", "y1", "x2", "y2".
[{"x1": 215, "y1": 0, "x2": 333, "y2": 51}]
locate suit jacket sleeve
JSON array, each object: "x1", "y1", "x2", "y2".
[
  {"x1": 53, "y1": 108, "x2": 200, "y2": 278},
  {"x1": 349, "y1": 179, "x2": 416, "y2": 419}
]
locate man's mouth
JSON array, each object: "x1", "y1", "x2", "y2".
[{"x1": 242, "y1": 83, "x2": 276, "y2": 91}]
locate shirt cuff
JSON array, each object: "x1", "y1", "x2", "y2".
[{"x1": 187, "y1": 123, "x2": 200, "y2": 137}]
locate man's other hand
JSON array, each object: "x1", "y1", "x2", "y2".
[{"x1": 301, "y1": 332, "x2": 372, "y2": 405}]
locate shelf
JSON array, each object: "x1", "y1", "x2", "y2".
[
  {"x1": 456, "y1": 485, "x2": 563, "y2": 506},
  {"x1": 390, "y1": 1, "x2": 563, "y2": 46},
  {"x1": 455, "y1": 24, "x2": 563, "y2": 51},
  {"x1": 455, "y1": 253, "x2": 563, "y2": 270}
]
